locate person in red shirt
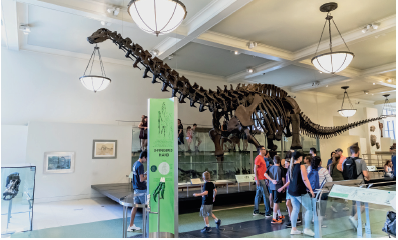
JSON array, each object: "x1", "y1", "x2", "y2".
[{"x1": 253, "y1": 146, "x2": 272, "y2": 217}]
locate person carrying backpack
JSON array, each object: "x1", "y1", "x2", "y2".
[
  {"x1": 341, "y1": 144, "x2": 370, "y2": 230},
  {"x1": 307, "y1": 156, "x2": 332, "y2": 228}
]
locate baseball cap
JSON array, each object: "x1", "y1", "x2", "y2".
[{"x1": 335, "y1": 148, "x2": 343, "y2": 152}]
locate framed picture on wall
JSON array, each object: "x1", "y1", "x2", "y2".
[
  {"x1": 92, "y1": 140, "x2": 117, "y2": 159},
  {"x1": 44, "y1": 152, "x2": 75, "y2": 174}
]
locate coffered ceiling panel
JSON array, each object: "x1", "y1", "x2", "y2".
[
  {"x1": 332, "y1": 30, "x2": 396, "y2": 70},
  {"x1": 26, "y1": 5, "x2": 172, "y2": 60},
  {"x1": 210, "y1": 0, "x2": 396, "y2": 52},
  {"x1": 248, "y1": 65, "x2": 334, "y2": 87},
  {"x1": 163, "y1": 42, "x2": 272, "y2": 77}
]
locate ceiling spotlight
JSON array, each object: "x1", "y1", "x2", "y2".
[
  {"x1": 364, "y1": 90, "x2": 369, "y2": 94},
  {"x1": 168, "y1": 54, "x2": 174, "y2": 60},
  {"x1": 19, "y1": 24, "x2": 31, "y2": 35},
  {"x1": 107, "y1": 7, "x2": 120, "y2": 16},
  {"x1": 319, "y1": 71, "x2": 323, "y2": 73},
  {"x1": 151, "y1": 49, "x2": 159, "y2": 57},
  {"x1": 387, "y1": 78, "x2": 392, "y2": 82},
  {"x1": 373, "y1": 83, "x2": 375, "y2": 85},
  {"x1": 326, "y1": 85, "x2": 328, "y2": 87},
  {"x1": 234, "y1": 50, "x2": 239, "y2": 55},
  {"x1": 247, "y1": 41, "x2": 258, "y2": 49},
  {"x1": 371, "y1": 23, "x2": 379, "y2": 30},
  {"x1": 361, "y1": 27, "x2": 368, "y2": 33},
  {"x1": 372, "y1": 94, "x2": 374, "y2": 95},
  {"x1": 247, "y1": 68, "x2": 254, "y2": 73},
  {"x1": 101, "y1": 21, "x2": 112, "y2": 26}
]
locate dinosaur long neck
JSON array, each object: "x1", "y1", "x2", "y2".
[
  {"x1": 299, "y1": 112, "x2": 383, "y2": 139},
  {"x1": 87, "y1": 28, "x2": 289, "y2": 120}
]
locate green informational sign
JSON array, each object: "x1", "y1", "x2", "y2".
[{"x1": 148, "y1": 98, "x2": 178, "y2": 237}]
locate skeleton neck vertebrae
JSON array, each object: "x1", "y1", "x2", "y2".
[{"x1": 87, "y1": 28, "x2": 383, "y2": 158}]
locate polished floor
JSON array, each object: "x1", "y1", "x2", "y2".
[{"x1": 3, "y1": 189, "x2": 395, "y2": 238}]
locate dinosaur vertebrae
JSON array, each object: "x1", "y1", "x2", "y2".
[
  {"x1": 87, "y1": 28, "x2": 289, "y2": 119},
  {"x1": 299, "y1": 112, "x2": 383, "y2": 139}
]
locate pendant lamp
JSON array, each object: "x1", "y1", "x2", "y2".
[
  {"x1": 380, "y1": 94, "x2": 396, "y2": 118},
  {"x1": 80, "y1": 45, "x2": 111, "y2": 93},
  {"x1": 338, "y1": 86, "x2": 356, "y2": 117},
  {"x1": 127, "y1": 0, "x2": 187, "y2": 36},
  {"x1": 312, "y1": 3, "x2": 354, "y2": 74}
]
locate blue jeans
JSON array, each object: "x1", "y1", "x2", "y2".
[
  {"x1": 291, "y1": 193, "x2": 313, "y2": 229},
  {"x1": 254, "y1": 179, "x2": 271, "y2": 214}
]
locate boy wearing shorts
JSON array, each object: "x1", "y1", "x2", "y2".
[
  {"x1": 193, "y1": 171, "x2": 222, "y2": 233},
  {"x1": 264, "y1": 155, "x2": 285, "y2": 224}
]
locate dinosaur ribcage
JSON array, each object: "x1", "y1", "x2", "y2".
[{"x1": 252, "y1": 98, "x2": 287, "y2": 137}]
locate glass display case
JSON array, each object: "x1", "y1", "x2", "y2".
[
  {"x1": 131, "y1": 125, "x2": 320, "y2": 183},
  {"x1": 1, "y1": 165, "x2": 36, "y2": 234}
]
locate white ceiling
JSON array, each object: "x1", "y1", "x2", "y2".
[
  {"x1": 163, "y1": 42, "x2": 271, "y2": 77},
  {"x1": 1, "y1": 0, "x2": 396, "y2": 103},
  {"x1": 210, "y1": 0, "x2": 396, "y2": 52}
]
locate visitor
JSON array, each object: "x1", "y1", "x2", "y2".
[
  {"x1": 307, "y1": 156, "x2": 332, "y2": 228},
  {"x1": 221, "y1": 120, "x2": 228, "y2": 132},
  {"x1": 178, "y1": 119, "x2": 184, "y2": 149},
  {"x1": 264, "y1": 150, "x2": 273, "y2": 207},
  {"x1": 128, "y1": 150, "x2": 147, "y2": 232},
  {"x1": 186, "y1": 126, "x2": 193, "y2": 152},
  {"x1": 193, "y1": 171, "x2": 222, "y2": 233},
  {"x1": 242, "y1": 131, "x2": 248, "y2": 151},
  {"x1": 288, "y1": 151, "x2": 315, "y2": 236},
  {"x1": 304, "y1": 155, "x2": 311, "y2": 170},
  {"x1": 309, "y1": 148, "x2": 317, "y2": 157},
  {"x1": 192, "y1": 124, "x2": 202, "y2": 152},
  {"x1": 341, "y1": 144, "x2": 370, "y2": 229},
  {"x1": 390, "y1": 144, "x2": 396, "y2": 178},
  {"x1": 329, "y1": 152, "x2": 346, "y2": 213},
  {"x1": 253, "y1": 146, "x2": 272, "y2": 217},
  {"x1": 384, "y1": 160, "x2": 393, "y2": 177},
  {"x1": 326, "y1": 151, "x2": 336, "y2": 170},
  {"x1": 335, "y1": 148, "x2": 346, "y2": 163},
  {"x1": 138, "y1": 116, "x2": 148, "y2": 151},
  {"x1": 264, "y1": 155, "x2": 285, "y2": 224}
]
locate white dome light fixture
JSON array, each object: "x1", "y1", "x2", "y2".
[
  {"x1": 338, "y1": 86, "x2": 356, "y2": 117},
  {"x1": 311, "y1": 3, "x2": 354, "y2": 74},
  {"x1": 127, "y1": 0, "x2": 187, "y2": 37},
  {"x1": 80, "y1": 45, "x2": 111, "y2": 93}
]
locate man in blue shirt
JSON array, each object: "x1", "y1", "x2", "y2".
[
  {"x1": 128, "y1": 150, "x2": 147, "y2": 232},
  {"x1": 391, "y1": 144, "x2": 396, "y2": 178}
]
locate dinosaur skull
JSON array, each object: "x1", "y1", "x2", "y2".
[{"x1": 87, "y1": 28, "x2": 110, "y2": 44}]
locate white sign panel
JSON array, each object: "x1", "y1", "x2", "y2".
[
  {"x1": 236, "y1": 174, "x2": 256, "y2": 183},
  {"x1": 329, "y1": 185, "x2": 395, "y2": 206}
]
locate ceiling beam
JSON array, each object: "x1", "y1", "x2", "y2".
[
  {"x1": 226, "y1": 61, "x2": 291, "y2": 83},
  {"x1": 361, "y1": 62, "x2": 396, "y2": 77},
  {"x1": 158, "y1": 0, "x2": 253, "y2": 60},
  {"x1": 290, "y1": 76, "x2": 350, "y2": 92},
  {"x1": 337, "y1": 87, "x2": 396, "y2": 99},
  {"x1": 292, "y1": 14, "x2": 396, "y2": 61},
  {"x1": 2, "y1": 0, "x2": 20, "y2": 51}
]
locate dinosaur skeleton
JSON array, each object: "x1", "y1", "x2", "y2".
[{"x1": 87, "y1": 28, "x2": 383, "y2": 160}]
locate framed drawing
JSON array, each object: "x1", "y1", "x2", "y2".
[
  {"x1": 44, "y1": 152, "x2": 75, "y2": 174},
  {"x1": 92, "y1": 140, "x2": 117, "y2": 159}
]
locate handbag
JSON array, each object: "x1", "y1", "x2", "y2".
[{"x1": 382, "y1": 211, "x2": 396, "y2": 236}]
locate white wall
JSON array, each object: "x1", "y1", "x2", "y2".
[
  {"x1": 1, "y1": 125, "x2": 28, "y2": 165},
  {"x1": 25, "y1": 121, "x2": 132, "y2": 203}
]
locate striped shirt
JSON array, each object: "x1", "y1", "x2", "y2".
[{"x1": 307, "y1": 166, "x2": 333, "y2": 185}]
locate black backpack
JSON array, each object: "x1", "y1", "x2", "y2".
[{"x1": 342, "y1": 157, "x2": 361, "y2": 180}]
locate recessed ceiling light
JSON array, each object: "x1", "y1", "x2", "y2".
[
  {"x1": 319, "y1": 71, "x2": 322, "y2": 73},
  {"x1": 373, "y1": 83, "x2": 375, "y2": 85},
  {"x1": 364, "y1": 90, "x2": 369, "y2": 94},
  {"x1": 387, "y1": 78, "x2": 392, "y2": 82},
  {"x1": 247, "y1": 68, "x2": 254, "y2": 73},
  {"x1": 101, "y1": 21, "x2": 111, "y2": 26},
  {"x1": 326, "y1": 85, "x2": 328, "y2": 87},
  {"x1": 372, "y1": 94, "x2": 374, "y2": 95},
  {"x1": 234, "y1": 50, "x2": 239, "y2": 55}
]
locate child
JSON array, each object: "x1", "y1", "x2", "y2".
[
  {"x1": 193, "y1": 171, "x2": 222, "y2": 233},
  {"x1": 264, "y1": 155, "x2": 285, "y2": 224},
  {"x1": 186, "y1": 126, "x2": 193, "y2": 152}
]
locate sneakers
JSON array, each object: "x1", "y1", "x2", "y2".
[
  {"x1": 297, "y1": 218, "x2": 302, "y2": 224},
  {"x1": 201, "y1": 226, "x2": 212, "y2": 233},
  {"x1": 271, "y1": 218, "x2": 283, "y2": 224},
  {"x1": 286, "y1": 221, "x2": 292, "y2": 228},
  {"x1": 303, "y1": 228, "x2": 315, "y2": 237},
  {"x1": 253, "y1": 212, "x2": 265, "y2": 216},
  {"x1": 215, "y1": 219, "x2": 221, "y2": 229},
  {"x1": 290, "y1": 229, "x2": 302, "y2": 235},
  {"x1": 349, "y1": 216, "x2": 358, "y2": 229},
  {"x1": 279, "y1": 215, "x2": 285, "y2": 220},
  {"x1": 265, "y1": 213, "x2": 272, "y2": 217},
  {"x1": 127, "y1": 225, "x2": 141, "y2": 232},
  {"x1": 331, "y1": 206, "x2": 338, "y2": 213}
]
